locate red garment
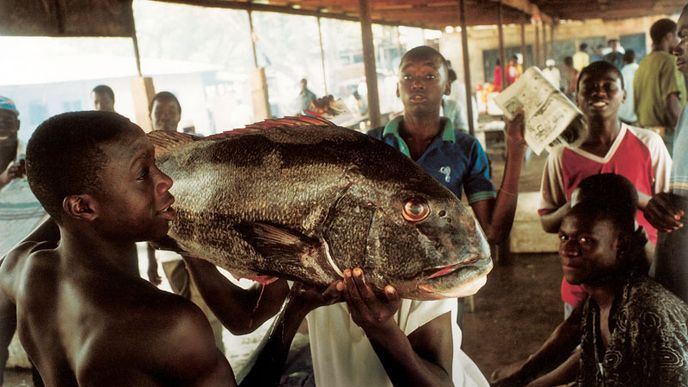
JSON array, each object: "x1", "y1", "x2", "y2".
[
  {"x1": 538, "y1": 125, "x2": 672, "y2": 307},
  {"x1": 493, "y1": 65, "x2": 502, "y2": 92}
]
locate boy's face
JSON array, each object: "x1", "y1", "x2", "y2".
[
  {"x1": 151, "y1": 99, "x2": 181, "y2": 132},
  {"x1": 673, "y1": 11, "x2": 688, "y2": 74},
  {"x1": 92, "y1": 91, "x2": 115, "y2": 112},
  {"x1": 93, "y1": 124, "x2": 176, "y2": 242},
  {"x1": 576, "y1": 68, "x2": 625, "y2": 120},
  {"x1": 396, "y1": 55, "x2": 450, "y2": 117},
  {"x1": 558, "y1": 214, "x2": 622, "y2": 286},
  {"x1": 0, "y1": 109, "x2": 19, "y2": 170}
]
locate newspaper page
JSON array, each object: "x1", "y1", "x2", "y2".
[{"x1": 494, "y1": 66, "x2": 587, "y2": 155}]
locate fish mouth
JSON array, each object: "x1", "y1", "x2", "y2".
[{"x1": 415, "y1": 256, "x2": 493, "y2": 298}]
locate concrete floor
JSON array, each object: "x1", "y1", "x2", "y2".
[{"x1": 3, "y1": 142, "x2": 560, "y2": 386}]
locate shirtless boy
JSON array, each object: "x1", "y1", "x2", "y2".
[{"x1": 0, "y1": 112, "x2": 234, "y2": 386}]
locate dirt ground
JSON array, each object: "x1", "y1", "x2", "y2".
[{"x1": 3, "y1": 143, "x2": 562, "y2": 386}]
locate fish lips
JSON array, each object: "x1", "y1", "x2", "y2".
[{"x1": 415, "y1": 255, "x2": 493, "y2": 299}]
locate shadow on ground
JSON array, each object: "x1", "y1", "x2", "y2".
[{"x1": 462, "y1": 253, "x2": 563, "y2": 379}]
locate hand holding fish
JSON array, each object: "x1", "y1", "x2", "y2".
[
  {"x1": 338, "y1": 268, "x2": 401, "y2": 334},
  {"x1": 289, "y1": 281, "x2": 342, "y2": 313}
]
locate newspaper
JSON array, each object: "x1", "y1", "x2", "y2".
[{"x1": 494, "y1": 66, "x2": 587, "y2": 155}]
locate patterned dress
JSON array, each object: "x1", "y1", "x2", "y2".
[{"x1": 577, "y1": 274, "x2": 688, "y2": 386}]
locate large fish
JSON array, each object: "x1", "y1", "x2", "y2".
[{"x1": 149, "y1": 116, "x2": 492, "y2": 300}]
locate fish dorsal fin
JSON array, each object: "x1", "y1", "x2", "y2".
[
  {"x1": 205, "y1": 115, "x2": 336, "y2": 140},
  {"x1": 147, "y1": 130, "x2": 199, "y2": 157}
]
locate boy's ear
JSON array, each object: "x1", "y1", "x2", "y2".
[
  {"x1": 62, "y1": 194, "x2": 98, "y2": 221},
  {"x1": 396, "y1": 84, "x2": 400, "y2": 98}
]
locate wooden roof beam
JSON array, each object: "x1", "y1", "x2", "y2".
[{"x1": 499, "y1": 0, "x2": 553, "y2": 24}]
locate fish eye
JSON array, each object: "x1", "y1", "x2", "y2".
[{"x1": 402, "y1": 198, "x2": 430, "y2": 222}]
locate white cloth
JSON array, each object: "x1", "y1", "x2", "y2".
[
  {"x1": 619, "y1": 62, "x2": 639, "y2": 123},
  {"x1": 306, "y1": 298, "x2": 489, "y2": 387}
]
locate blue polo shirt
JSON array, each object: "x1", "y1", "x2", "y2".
[{"x1": 368, "y1": 116, "x2": 495, "y2": 204}]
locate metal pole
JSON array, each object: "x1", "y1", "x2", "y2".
[
  {"x1": 497, "y1": 1, "x2": 506, "y2": 89},
  {"x1": 358, "y1": 0, "x2": 381, "y2": 128},
  {"x1": 458, "y1": 0, "x2": 475, "y2": 136},
  {"x1": 317, "y1": 16, "x2": 328, "y2": 95}
]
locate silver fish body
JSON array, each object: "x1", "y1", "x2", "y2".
[{"x1": 153, "y1": 119, "x2": 492, "y2": 300}]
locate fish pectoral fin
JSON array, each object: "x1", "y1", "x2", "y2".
[
  {"x1": 235, "y1": 223, "x2": 320, "y2": 262},
  {"x1": 147, "y1": 130, "x2": 199, "y2": 157}
]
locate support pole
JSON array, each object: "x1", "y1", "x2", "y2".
[
  {"x1": 521, "y1": 20, "x2": 527, "y2": 68},
  {"x1": 543, "y1": 21, "x2": 548, "y2": 62},
  {"x1": 458, "y1": 0, "x2": 475, "y2": 136},
  {"x1": 317, "y1": 16, "x2": 328, "y2": 95},
  {"x1": 358, "y1": 0, "x2": 381, "y2": 128},
  {"x1": 248, "y1": 9, "x2": 259, "y2": 68},
  {"x1": 497, "y1": 1, "x2": 506, "y2": 89},
  {"x1": 534, "y1": 21, "x2": 541, "y2": 67}
]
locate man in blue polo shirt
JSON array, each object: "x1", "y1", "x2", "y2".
[{"x1": 369, "y1": 46, "x2": 527, "y2": 324}]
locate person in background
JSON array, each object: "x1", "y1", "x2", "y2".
[
  {"x1": 634, "y1": 18, "x2": 686, "y2": 154},
  {"x1": 91, "y1": 84, "x2": 115, "y2": 113},
  {"x1": 146, "y1": 91, "x2": 226, "y2": 354},
  {"x1": 572, "y1": 43, "x2": 590, "y2": 72},
  {"x1": 493, "y1": 59, "x2": 503, "y2": 92},
  {"x1": 539, "y1": 61, "x2": 672, "y2": 319},
  {"x1": 603, "y1": 39, "x2": 625, "y2": 71},
  {"x1": 589, "y1": 44, "x2": 605, "y2": 62},
  {"x1": 493, "y1": 173, "x2": 687, "y2": 386},
  {"x1": 562, "y1": 56, "x2": 579, "y2": 101},
  {"x1": 647, "y1": 3, "x2": 688, "y2": 304},
  {"x1": 564, "y1": 199, "x2": 688, "y2": 386},
  {"x1": 0, "y1": 96, "x2": 45, "y2": 386},
  {"x1": 619, "y1": 49, "x2": 639, "y2": 125},
  {"x1": 506, "y1": 55, "x2": 523, "y2": 86},
  {"x1": 443, "y1": 69, "x2": 469, "y2": 132},
  {"x1": 542, "y1": 59, "x2": 561, "y2": 91},
  {"x1": 298, "y1": 78, "x2": 317, "y2": 113}
]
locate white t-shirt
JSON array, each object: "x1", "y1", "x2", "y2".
[{"x1": 306, "y1": 298, "x2": 489, "y2": 387}]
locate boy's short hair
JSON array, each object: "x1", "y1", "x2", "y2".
[
  {"x1": 577, "y1": 60, "x2": 624, "y2": 91},
  {"x1": 623, "y1": 49, "x2": 636, "y2": 64},
  {"x1": 149, "y1": 91, "x2": 182, "y2": 115},
  {"x1": 650, "y1": 18, "x2": 677, "y2": 45},
  {"x1": 399, "y1": 46, "x2": 448, "y2": 78},
  {"x1": 575, "y1": 173, "x2": 638, "y2": 219},
  {"x1": 92, "y1": 85, "x2": 115, "y2": 102},
  {"x1": 579, "y1": 43, "x2": 588, "y2": 51},
  {"x1": 26, "y1": 111, "x2": 132, "y2": 221}
]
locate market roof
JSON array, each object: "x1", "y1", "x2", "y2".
[{"x1": 1, "y1": 0, "x2": 686, "y2": 37}]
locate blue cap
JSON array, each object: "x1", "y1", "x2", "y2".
[{"x1": 0, "y1": 96, "x2": 19, "y2": 116}]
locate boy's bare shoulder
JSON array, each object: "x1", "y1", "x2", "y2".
[
  {"x1": 80, "y1": 290, "x2": 233, "y2": 385},
  {"x1": 0, "y1": 241, "x2": 59, "y2": 298}
]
